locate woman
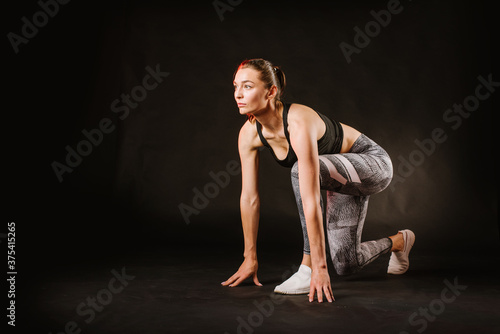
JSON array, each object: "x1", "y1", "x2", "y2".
[{"x1": 221, "y1": 58, "x2": 415, "y2": 303}]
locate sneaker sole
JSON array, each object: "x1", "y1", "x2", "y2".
[{"x1": 274, "y1": 288, "x2": 310, "y2": 295}]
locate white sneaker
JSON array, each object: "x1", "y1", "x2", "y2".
[
  {"x1": 388, "y1": 229, "x2": 415, "y2": 275},
  {"x1": 274, "y1": 264, "x2": 311, "y2": 294}
]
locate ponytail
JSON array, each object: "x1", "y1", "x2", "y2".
[{"x1": 272, "y1": 66, "x2": 286, "y2": 101}]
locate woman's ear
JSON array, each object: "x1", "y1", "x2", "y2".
[{"x1": 268, "y1": 85, "x2": 278, "y2": 99}]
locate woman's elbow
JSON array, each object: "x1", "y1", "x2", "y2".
[
  {"x1": 240, "y1": 194, "x2": 260, "y2": 208},
  {"x1": 302, "y1": 197, "x2": 322, "y2": 217}
]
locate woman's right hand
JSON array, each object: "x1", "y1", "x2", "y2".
[
  {"x1": 221, "y1": 257, "x2": 262, "y2": 287},
  {"x1": 309, "y1": 267, "x2": 334, "y2": 303}
]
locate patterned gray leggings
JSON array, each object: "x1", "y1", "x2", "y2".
[{"x1": 291, "y1": 134, "x2": 393, "y2": 275}]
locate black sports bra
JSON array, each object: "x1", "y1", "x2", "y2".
[{"x1": 256, "y1": 103, "x2": 343, "y2": 168}]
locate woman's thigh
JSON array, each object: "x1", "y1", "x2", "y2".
[{"x1": 318, "y1": 134, "x2": 392, "y2": 196}]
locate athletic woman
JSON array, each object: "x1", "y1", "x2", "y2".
[{"x1": 221, "y1": 58, "x2": 415, "y2": 303}]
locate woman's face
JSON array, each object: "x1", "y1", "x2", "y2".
[{"x1": 233, "y1": 67, "x2": 272, "y2": 116}]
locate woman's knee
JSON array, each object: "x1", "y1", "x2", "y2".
[
  {"x1": 358, "y1": 155, "x2": 393, "y2": 195},
  {"x1": 329, "y1": 249, "x2": 361, "y2": 276},
  {"x1": 375, "y1": 156, "x2": 393, "y2": 192},
  {"x1": 331, "y1": 260, "x2": 359, "y2": 276}
]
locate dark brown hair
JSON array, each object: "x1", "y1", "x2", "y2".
[{"x1": 234, "y1": 58, "x2": 286, "y2": 123}]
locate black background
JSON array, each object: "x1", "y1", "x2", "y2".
[{"x1": 4, "y1": 0, "x2": 498, "y2": 324}]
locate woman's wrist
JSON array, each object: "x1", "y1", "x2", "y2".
[
  {"x1": 243, "y1": 249, "x2": 257, "y2": 260},
  {"x1": 310, "y1": 253, "x2": 327, "y2": 270},
  {"x1": 312, "y1": 265, "x2": 328, "y2": 272}
]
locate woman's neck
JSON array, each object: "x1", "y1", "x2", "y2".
[{"x1": 254, "y1": 101, "x2": 283, "y2": 132}]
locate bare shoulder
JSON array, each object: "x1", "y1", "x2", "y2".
[
  {"x1": 287, "y1": 103, "x2": 317, "y2": 121},
  {"x1": 287, "y1": 103, "x2": 325, "y2": 138},
  {"x1": 238, "y1": 120, "x2": 264, "y2": 151}
]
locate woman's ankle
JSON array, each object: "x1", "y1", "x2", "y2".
[
  {"x1": 389, "y1": 232, "x2": 404, "y2": 252},
  {"x1": 301, "y1": 254, "x2": 312, "y2": 268}
]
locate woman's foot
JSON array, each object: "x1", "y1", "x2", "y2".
[
  {"x1": 387, "y1": 229, "x2": 415, "y2": 275},
  {"x1": 274, "y1": 264, "x2": 311, "y2": 294}
]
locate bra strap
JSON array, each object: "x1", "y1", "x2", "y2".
[
  {"x1": 256, "y1": 121, "x2": 270, "y2": 147},
  {"x1": 282, "y1": 103, "x2": 291, "y2": 143}
]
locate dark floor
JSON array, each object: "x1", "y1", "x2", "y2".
[{"x1": 13, "y1": 246, "x2": 500, "y2": 334}]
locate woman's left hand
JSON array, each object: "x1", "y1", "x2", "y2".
[{"x1": 309, "y1": 267, "x2": 335, "y2": 303}]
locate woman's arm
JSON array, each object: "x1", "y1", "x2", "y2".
[
  {"x1": 222, "y1": 122, "x2": 262, "y2": 287},
  {"x1": 239, "y1": 122, "x2": 260, "y2": 261},
  {"x1": 289, "y1": 111, "x2": 334, "y2": 303}
]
